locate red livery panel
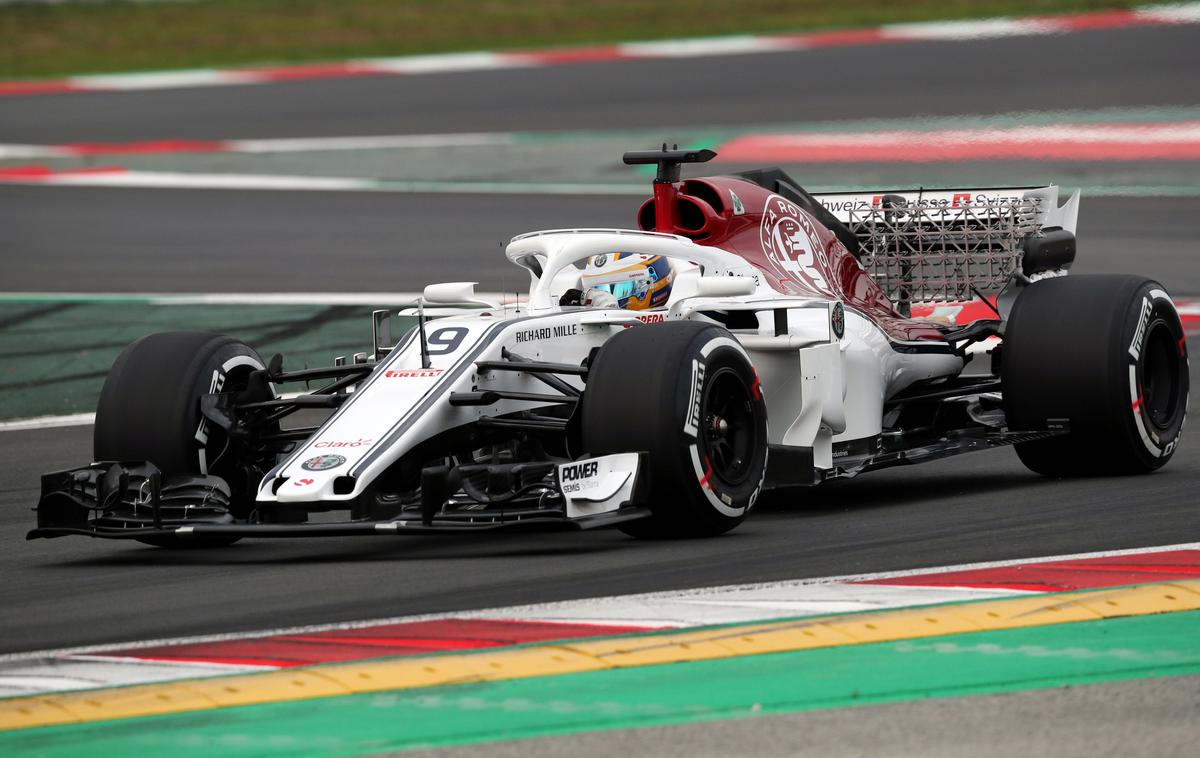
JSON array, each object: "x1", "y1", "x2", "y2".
[{"x1": 637, "y1": 175, "x2": 946, "y2": 343}]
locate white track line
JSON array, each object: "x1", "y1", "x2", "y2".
[
  {"x1": 2, "y1": 541, "x2": 1195, "y2": 665},
  {"x1": 0, "y1": 170, "x2": 645, "y2": 195},
  {"x1": 68, "y1": 69, "x2": 259, "y2": 91},
  {"x1": 0, "y1": 133, "x2": 517, "y2": 159},
  {"x1": 46, "y1": 170, "x2": 377, "y2": 192},
  {"x1": 1141, "y1": 3, "x2": 1200, "y2": 22},
  {"x1": 881, "y1": 18, "x2": 1062, "y2": 41},
  {"x1": 617, "y1": 35, "x2": 797, "y2": 58},
  {"x1": 0, "y1": 657, "x2": 274, "y2": 698},
  {"x1": 0, "y1": 413, "x2": 95, "y2": 432},
  {"x1": 229, "y1": 132, "x2": 516, "y2": 153},
  {"x1": 5, "y1": 121, "x2": 1200, "y2": 160},
  {"x1": 355, "y1": 52, "x2": 528, "y2": 75}
]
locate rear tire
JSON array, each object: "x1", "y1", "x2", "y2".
[
  {"x1": 581, "y1": 321, "x2": 768, "y2": 537},
  {"x1": 1002, "y1": 275, "x2": 1188, "y2": 476},
  {"x1": 95, "y1": 332, "x2": 271, "y2": 546}
]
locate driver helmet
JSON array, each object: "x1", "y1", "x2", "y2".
[{"x1": 580, "y1": 253, "x2": 673, "y2": 310}]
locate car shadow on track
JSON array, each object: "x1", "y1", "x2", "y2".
[
  {"x1": 754, "y1": 470, "x2": 1035, "y2": 516},
  {"x1": 41, "y1": 471, "x2": 1040, "y2": 569},
  {"x1": 34, "y1": 457, "x2": 1067, "y2": 564},
  {"x1": 35, "y1": 532, "x2": 631, "y2": 569}
]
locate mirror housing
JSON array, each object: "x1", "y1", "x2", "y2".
[
  {"x1": 695, "y1": 276, "x2": 757, "y2": 298},
  {"x1": 423, "y1": 282, "x2": 482, "y2": 304}
]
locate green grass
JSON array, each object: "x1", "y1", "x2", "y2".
[{"x1": 1, "y1": 0, "x2": 1142, "y2": 79}]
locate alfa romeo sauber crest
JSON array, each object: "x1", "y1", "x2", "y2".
[
  {"x1": 302, "y1": 454, "x2": 346, "y2": 472},
  {"x1": 831, "y1": 301, "x2": 845, "y2": 339},
  {"x1": 760, "y1": 195, "x2": 834, "y2": 296}
]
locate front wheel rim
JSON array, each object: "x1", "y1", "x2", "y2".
[
  {"x1": 1140, "y1": 319, "x2": 1185, "y2": 431},
  {"x1": 700, "y1": 367, "x2": 758, "y2": 487}
]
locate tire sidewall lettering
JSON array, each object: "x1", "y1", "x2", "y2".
[
  {"x1": 683, "y1": 358, "x2": 705, "y2": 439},
  {"x1": 1126, "y1": 289, "x2": 1187, "y2": 459},
  {"x1": 680, "y1": 335, "x2": 767, "y2": 518},
  {"x1": 191, "y1": 352, "x2": 266, "y2": 475}
]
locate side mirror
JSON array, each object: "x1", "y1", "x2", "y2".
[
  {"x1": 695, "y1": 276, "x2": 756, "y2": 298},
  {"x1": 423, "y1": 282, "x2": 481, "y2": 304}
]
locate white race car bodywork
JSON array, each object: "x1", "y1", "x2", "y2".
[{"x1": 259, "y1": 226, "x2": 969, "y2": 506}]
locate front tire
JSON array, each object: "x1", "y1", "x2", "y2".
[
  {"x1": 1002, "y1": 275, "x2": 1188, "y2": 476},
  {"x1": 581, "y1": 321, "x2": 768, "y2": 537},
  {"x1": 95, "y1": 332, "x2": 271, "y2": 546}
]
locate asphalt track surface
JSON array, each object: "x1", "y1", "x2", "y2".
[
  {"x1": 2, "y1": 190, "x2": 1198, "y2": 296},
  {"x1": 1, "y1": 22, "x2": 1198, "y2": 665}
]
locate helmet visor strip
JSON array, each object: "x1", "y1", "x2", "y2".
[{"x1": 581, "y1": 267, "x2": 652, "y2": 301}]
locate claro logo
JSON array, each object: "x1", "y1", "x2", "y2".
[{"x1": 313, "y1": 438, "x2": 373, "y2": 449}]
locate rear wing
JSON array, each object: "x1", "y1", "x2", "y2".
[{"x1": 812, "y1": 186, "x2": 1080, "y2": 307}]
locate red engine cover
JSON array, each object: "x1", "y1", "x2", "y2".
[{"x1": 637, "y1": 176, "x2": 946, "y2": 344}]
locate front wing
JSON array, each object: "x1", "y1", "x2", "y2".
[{"x1": 28, "y1": 453, "x2": 651, "y2": 541}]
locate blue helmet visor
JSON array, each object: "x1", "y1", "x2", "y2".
[{"x1": 594, "y1": 280, "x2": 638, "y2": 300}]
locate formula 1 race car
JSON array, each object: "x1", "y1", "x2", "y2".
[{"x1": 31, "y1": 147, "x2": 1190, "y2": 546}]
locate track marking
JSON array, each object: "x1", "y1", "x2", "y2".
[
  {"x1": 617, "y1": 35, "x2": 798, "y2": 57},
  {"x1": 0, "y1": 167, "x2": 644, "y2": 194},
  {"x1": 1, "y1": 547, "x2": 1195, "y2": 697},
  {"x1": 6, "y1": 108, "x2": 1200, "y2": 160},
  {"x1": 714, "y1": 122, "x2": 1200, "y2": 163},
  {"x1": 1, "y1": 579, "x2": 1197, "y2": 731},
  {"x1": 0, "y1": 412, "x2": 95, "y2": 432},
  {"x1": 1, "y1": 541, "x2": 1196, "y2": 665},
  {"x1": 0, "y1": 3, "x2": 1197, "y2": 97},
  {"x1": 4, "y1": 167, "x2": 1200, "y2": 198},
  {"x1": 0, "y1": 132, "x2": 517, "y2": 159},
  {"x1": 881, "y1": 18, "x2": 1063, "y2": 40}
]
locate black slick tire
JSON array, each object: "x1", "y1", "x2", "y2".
[
  {"x1": 1002, "y1": 275, "x2": 1188, "y2": 476},
  {"x1": 94, "y1": 331, "x2": 270, "y2": 546},
  {"x1": 581, "y1": 321, "x2": 768, "y2": 537}
]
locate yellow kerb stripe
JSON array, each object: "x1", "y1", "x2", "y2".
[{"x1": 2, "y1": 579, "x2": 1198, "y2": 732}]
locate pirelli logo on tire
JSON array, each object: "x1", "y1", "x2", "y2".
[
  {"x1": 683, "y1": 359, "x2": 705, "y2": 438},
  {"x1": 193, "y1": 369, "x2": 227, "y2": 450},
  {"x1": 1129, "y1": 296, "x2": 1152, "y2": 360}
]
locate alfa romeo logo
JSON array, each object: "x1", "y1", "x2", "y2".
[
  {"x1": 831, "y1": 301, "x2": 845, "y2": 339},
  {"x1": 302, "y1": 454, "x2": 346, "y2": 472},
  {"x1": 760, "y1": 195, "x2": 832, "y2": 295}
]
